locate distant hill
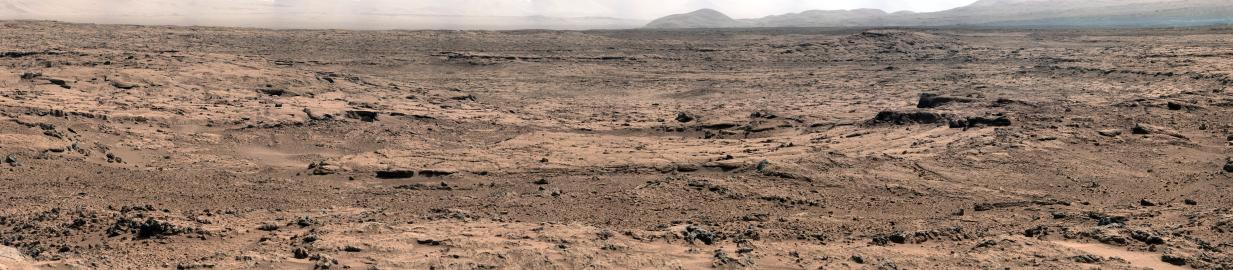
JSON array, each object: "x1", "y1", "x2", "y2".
[
  {"x1": 645, "y1": 9, "x2": 747, "y2": 29},
  {"x1": 0, "y1": 0, "x2": 647, "y2": 30},
  {"x1": 646, "y1": 0, "x2": 1233, "y2": 29}
]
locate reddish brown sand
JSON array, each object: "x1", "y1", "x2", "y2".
[{"x1": 1, "y1": 21, "x2": 1232, "y2": 269}]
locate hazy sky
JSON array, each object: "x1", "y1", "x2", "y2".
[{"x1": 362, "y1": 0, "x2": 984, "y2": 19}]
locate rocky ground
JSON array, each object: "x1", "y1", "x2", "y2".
[{"x1": 0, "y1": 21, "x2": 1232, "y2": 269}]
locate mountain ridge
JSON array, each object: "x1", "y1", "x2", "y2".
[{"x1": 646, "y1": 0, "x2": 1233, "y2": 28}]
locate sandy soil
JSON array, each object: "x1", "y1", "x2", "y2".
[{"x1": 1, "y1": 21, "x2": 1232, "y2": 269}]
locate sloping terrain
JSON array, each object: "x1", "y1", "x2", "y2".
[{"x1": 1, "y1": 21, "x2": 1233, "y2": 269}]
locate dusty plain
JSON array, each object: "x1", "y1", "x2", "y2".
[{"x1": 1, "y1": 21, "x2": 1233, "y2": 269}]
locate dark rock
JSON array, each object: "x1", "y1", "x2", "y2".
[
  {"x1": 19, "y1": 72, "x2": 41, "y2": 80},
  {"x1": 303, "y1": 234, "x2": 318, "y2": 243},
  {"x1": 292, "y1": 247, "x2": 310, "y2": 259},
  {"x1": 1024, "y1": 226, "x2": 1048, "y2": 237},
  {"x1": 110, "y1": 81, "x2": 138, "y2": 89},
  {"x1": 1071, "y1": 255, "x2": 1103, "y2": 264},
  {"x1": 1161, "y1": 254, "x2": 1187, "y2": 266},
  {"x1": 258, "y1": 86, "x2": 297, "y2": 96},
  {"x1": 1097, "y1": 129, "x2": 1122, "y2": 137},
  {"x1": 342, "y1": 245, "x2": 362, "y2": 252},
  {"x1": 46, "y1": 78, "x2": 72, "y2": 89},
  {"x1": 416, "y1": 239, "x2": 442, "y2": 246},
  {"x1": 1224, "y1": 158, "x2": 1233, "y2": 173},
  {"x1": 393, "y1": 182, "x2": 453, "y2": 191},
  {"x1": 1131, "y1": 231, "x2": 1165, "y2": 245},
  {"x1": 1166, "y1": 101, "x2": 1200, "y2": 111},
  {"x1": 135, "y1": 218, "x2": 181, "y2": 239},
  {"x1": 532, "y1": 178, "x2": 550, "y2": 185},
  {"x1": 1051, "y1": 212, "x2": 1068, "y2": 219},
  {"x1": 375, "y1": 170, "x2": 415, "y2": 179},
  {"x1": 1184, "y1": 199, "x2": 1198, "y2": 205},
  {"x1": 1096, "y1": 215, "x2": 1128, "y2": 226},
  {"x1": 450, "y1": 94, "x2": 476, "y2": 101},
  {"x1": 4, "y1": 154, "x2": 17, "y2": 166},
  {"x1": 950, "y1": 116, "x2": 1011, "y2": 129},
  {"x1": 257, "y1": 224, "x2": 281, "y2": 231},
  {"x1": 713, "y1": 249, "x2": 741, "y2": 267},
  {"x1": 975, "y1": 240, "x2": 997, "y2": 248},
  {"x1": 308, "y1": 161, "x2": 340, "y2": 175},
  {"x1": 1132, "y1": 123, "x2": 1187, "y2": 140},
  {"x1": 917, "y1": 93, "x2": 976, "y2": 108},
  {"x1": 872, "y1": 111, "x2": 946, "y2": 125},
  {"x1": 683, "y1": 225, "x2": 717, "y2": 245},
  {"x1": 345, "y1": 111, "x2": 380, "y2": 122},
  {"x1": 1139, "y1": 199, "x2": 1158, "y2": 207},
  {"x1": 418, "y1": 170, "x2": 455, "y2": 178},
  {"x1": 106, "y1": 152, "x2": 123, "y2": 163},
  {"x1": 295, "y1": 216, "x2": 315, "y2": 227},
  {"x1": 303, "y1": 108, "x2": 334, "y2": 121},
  {"x1": 851, "y1": 255, "x2": 866, "y2": 264},
  {"x1": 675, "y1": 112, "x2": 696, "y2": 123}
]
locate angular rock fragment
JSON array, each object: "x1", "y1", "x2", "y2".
[{"x1": 1132, "y1": 123, "x2": 1187, "y2": 140}]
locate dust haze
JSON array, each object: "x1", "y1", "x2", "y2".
[{"x1": 1, "y1": 0, "x2": 1233, "y2": 269}]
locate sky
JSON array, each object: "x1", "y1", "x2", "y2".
[
  {"x1": 346, "y1": 0, "x2": 984, "y2": 19},
  {"x1": 0, "y1": 0, "x2": 987, "y2": 29}
]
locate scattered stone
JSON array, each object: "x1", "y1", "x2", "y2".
[
  {"x1": 683, "y1": 225, "x2": 717, "y2": 245},
  {"x1": 532, "y1": 178, "x2": 550, "y2": 185},
  {"x1": 1184, "y1": 199, "x2": 1198, "y2": 205},
  {"x1": 303, "y1": 234, "x2": 318, "y2": 243},
  {"x1": 1224, "y1": 158, "x2": 1233, "y2": 173},
  {"x1": 106, "y1": 152, "x2": 123, "y2": 163},
  {"x1": 675, "y1": 112, "x2": 695, "y2": 123},
  {"x1": 4, "y1": 154, "x2": 17, "y2": 166},
  {"x1": 917, "y1": 93, "x2": 976, "y2": 108},
  {"x1": 342, "y1": 245, "x2": 362, "y2": 252}
]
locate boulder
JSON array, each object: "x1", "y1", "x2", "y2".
[{"x1": 917, "y1": 93, "x2": 976, "y2": 108}]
